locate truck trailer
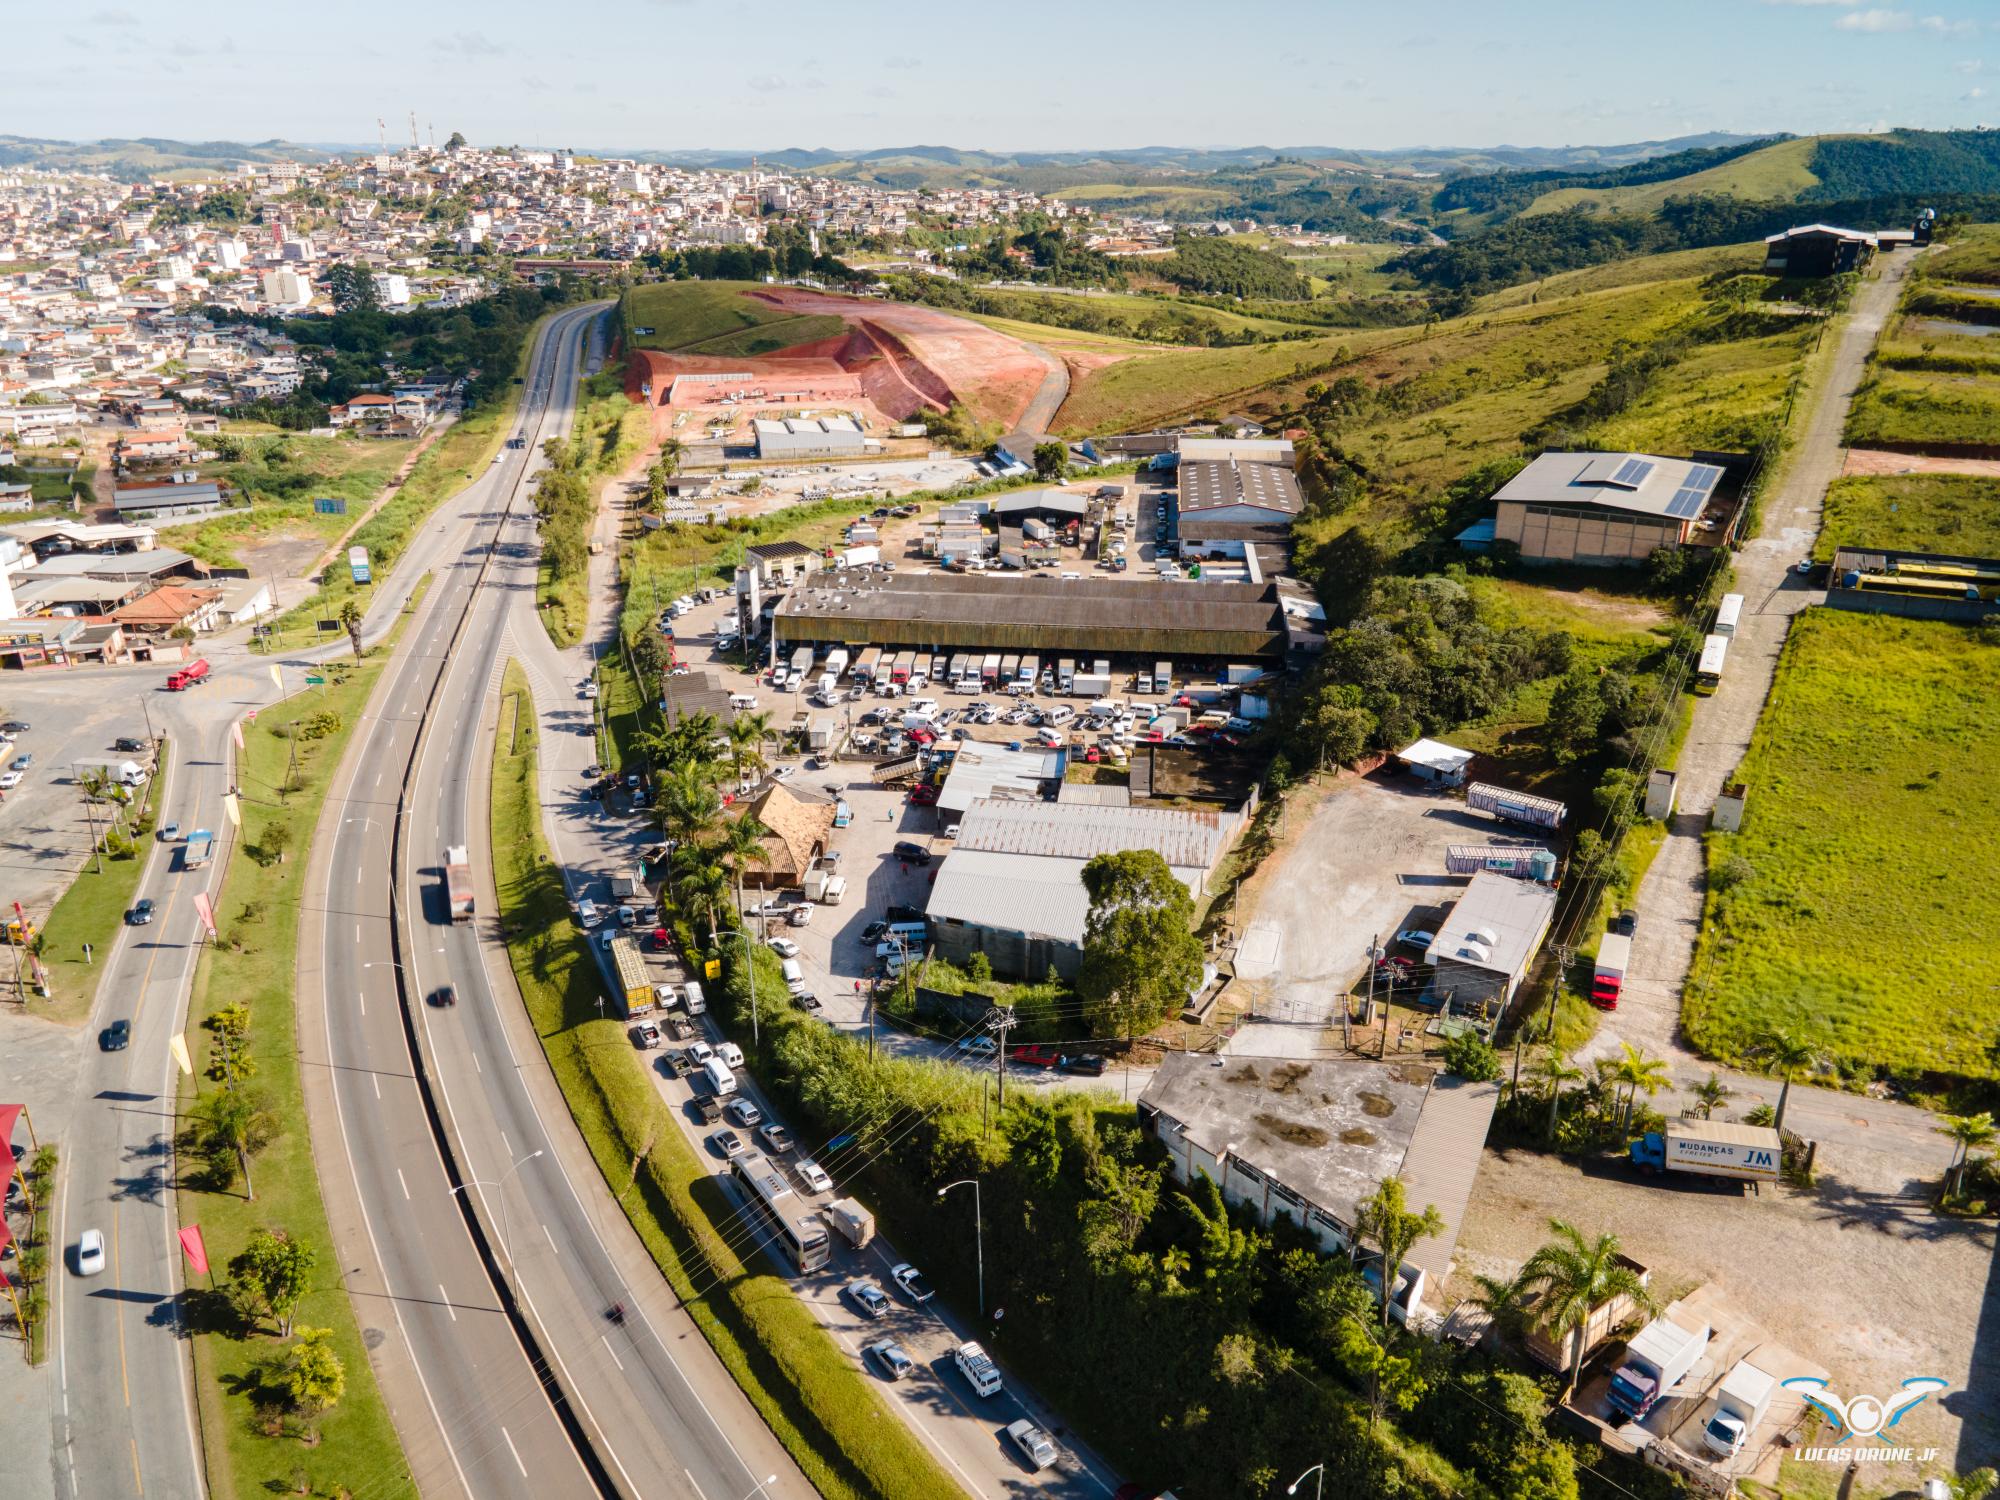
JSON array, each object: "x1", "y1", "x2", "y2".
[
  {"x1": 1591, "y1": 933, "x2": 1632, "y2": 1009},
  {"x1": 444, "y1": 846, "x2": 474, "y2": 922},
  {"x1": 1607, "y1": 1316, "x2": 1711, "y2": 1420},
  {"x1": 1702, "y1": 1360, "x2": 1777, "y2": 1458},
  {"x1": 1629, "y1": 1120, "x2": 1781, "y2": 1186},
  {"x1": 823, "y1": 1197, "x2": 874, "y2": 1250},
  {"x1": 607, "y1": 933, "x2": 655, "y2": 1015},
  {"x1": 1445, "y1": 845, "x2": 1557, "y2": 882},
  {"x1": 165, "y1": 658, "x2": 210, "y2": 691},
  {"x1": 1466, "y1": 781, "x2": 1568, "y2": 830},
  {"x1": 184, "y1": 829, "x2": 214, "y2": 869}
]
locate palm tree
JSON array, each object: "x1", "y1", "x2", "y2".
[
  {"x1": 1513, "y1": 1219, "x2": 1658, "y2": 1398},
  {"x1": 727, "y1": 716, "x2": 768, "y2": 787},
  {"x1": 1753, "y1": 1028, "x2": 1829, "y2": 1136},
  {"x1": 1528, "y1": 1051, "x2": 1584, "y2": 1142},
  {"x1": 1602, "y1": 1042, "x2": 1670, "y2": 1133},
  {"x1": 1935, "y1": 1111, "x2": 1996, "y2": 1202},
  {"x1": 1691, "y1": 1074, "x2": 1733, "y2": 1121},
  {"x1": 717, "y1": 814, "x2": 773, "y2": 923},
  {"x1": 654, "y1": 763, "x2": 723, "y2": 852},
  {"x1": 677, "y1": 859, "x2": 732, "y2": 945},
  {"x1": 187, "y1": 1088, "x2": 279, "y2": 1201},
  {"x1": 1465, "y1": 1270, "x2": 1528, "y2": 1339}
]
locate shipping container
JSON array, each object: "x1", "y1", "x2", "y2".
[
  {"x1": 444, "y1": 845, "x2": 474, "y2": 921},
  {"x1": 1445, "y1": 845, "x2": 1557, "y2": 882}
]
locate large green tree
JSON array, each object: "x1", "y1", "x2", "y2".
[
  {"x1": 281, "y1": 1325, "x2": 346, "y2": 1415},
  {"x1": 1076, "y1": 850, "x2": 1203, "y2": 1038},
  {"x1": 1353, "y1": 1175, "x2": 1443, "y2": 1330},
  {"x1": 229, "y1": 1227, "x2": 318, "y2": 1336},
  {"x1": 1511, "y1": 1219, "x2": 1657, "y2": 1398}
]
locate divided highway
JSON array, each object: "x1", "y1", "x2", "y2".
[{"x1": 301, "y1": 302, "x2": 804, "y2": 1499}]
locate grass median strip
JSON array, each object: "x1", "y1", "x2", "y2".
[
  {"x1": 33, "y1": 737, "x2": 171, "y2": 1025},
  {"x1": 177, "y1": 596, "x2": 433, "y2": 1500},
  {"x1": 489, "y1": 660, "x2": 956, "y2": 1500}
]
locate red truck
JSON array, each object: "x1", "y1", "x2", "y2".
[
  {"x1": 1008, "y1": 1043, "x2": 1062, "y2": 1070},
  {"x1": 165, "y1": 658, "x2": 210, "y2": 691}
]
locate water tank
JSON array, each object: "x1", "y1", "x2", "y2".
[{"x1": 1530, "y1": 850, "x2": 1558, "y2": 884}]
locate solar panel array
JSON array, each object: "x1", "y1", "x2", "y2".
[
  {"x1": 1666, "y1": 464, "x2": 1723, "y2": 520},
  {"x1": 1610, "y1": 457, "x2": 1655, "y2": 488}
]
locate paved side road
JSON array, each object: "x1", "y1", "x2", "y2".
[{"x1": 1577, "y1": 251, "x2": 1950, "y2": 1193}]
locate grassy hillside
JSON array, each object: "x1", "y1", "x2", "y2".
[
  {"x1": 1814, "y1": 473, "x2": 2000, "y2": 561},
  {"x1": 1521, "y1": 136, "x2": 1822, "y2": 218},
  {"x1": 1846, "y1": 366, "x2": 2000, "y2": 449},
  {"x1": 1687, "y1": 610, "x2": 2000, "y2": 1089},
  {"x1": 623, "y1": 281, "x2": 826, "y2": 353}
]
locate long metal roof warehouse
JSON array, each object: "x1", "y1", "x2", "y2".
[{"x1": 772, "y1": 571, "x2": 1289, "y2": 659}]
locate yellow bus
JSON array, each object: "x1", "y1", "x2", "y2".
[{"x1": 1695, "y1": 634, "x2": 1729, "y2": 695}]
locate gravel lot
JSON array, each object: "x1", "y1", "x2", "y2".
[{"x1": 1451, "y1": 1146, "x2": 1999, "y2": 1479}]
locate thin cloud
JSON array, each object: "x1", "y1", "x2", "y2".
[
  {"x1": 88, "y1": 7, "x2": 139, "y2": 24},
  {"x1": 1835, "y1": 7, "x2": 1914, "y2": 28},
  {"x1": 432, "y1": 31, "x2": 504, "y2": 57},
  {"x1": 1762, "y1": 0, "x2": 1859, "y2": 6},
  {"x1": 1954, "y1": 57, "x2": 1985, "y2": 72},
  {"x1": 1967, "y1": 84, "x2": 1989, "y2": 98},
  {"x1": 1921, "y1": 14, "x2": 1976, "y2": 34}
]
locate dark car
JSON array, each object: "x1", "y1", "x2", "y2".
[
  {"x1": 114, "y1": 737, "x2": 146, "y2": 753},
  {"x1": 99, "y1": 1019, "x2": 131, "y2": 1052},
  {"x1": 891, "y1": 841, "x2": 931, "y2": 866},
  {"x1": 0, "y1": 722, "x2": 27, "y2": 734},
  {"x1": 125, "y1": 898, "x2": 156, "y2": 926},
  {"x1": 430, "y1": 985, "x2": 457, "y2": 1007},
  {"x1": 693, "y1": 1094, "x2": 723, "y2": 1124},
  {"x1": 1058, "y1": 1053, "x2": 1107, "y2": 1076},
  {"x1": 860, "y1": 921, "x2": 889, "y2": 943},
  {"x1": 1613, "y1": 910, "x2": 1638, "y2": 938}
]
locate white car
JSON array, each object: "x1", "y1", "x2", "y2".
[
  {"x1": 843, "y1": 1279, "x2": 891, "y2": 1319},
  {"x1": 766, "y1": 936, "x2": 800, "y2": 959},
  {"x1": 0, "y1": 771, "x2": 22, "y2": 791},
  {"x1": 956, "y1": 1035, "x2": 998, "y2": 1059},
  {"x1": 716, "y1": 1040, "x2": 744, "y2": 1068},
  {"x1": 725, "y1": 1096, "x2": 763, "y2": 1128},
  {"x1": 577, "y1": 899, "x2": 601, "y2": 929},
  {"x1": 686, "y1": 1041, "x2": 716, "y2": 1067},
  {"x1": 794, "y1": 1159, "x2": 833, "y2": 1194},
  {"x1": 76, "y1": 1228, "x2": 106, "y2": 1276},
  {"x1": 1006, "y1": 1418, "x2": 1058, "y2": 1472}
]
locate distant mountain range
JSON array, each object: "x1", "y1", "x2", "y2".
[{"x1": 0, "y1": 132, "x2": 1761, "y2": 184}]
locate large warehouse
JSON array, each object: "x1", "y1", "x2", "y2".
[
  {"x1": 1489, "y1": 451, "x2": 1732, "y2": 565},
  {"x1": 771, "y1": 570, "x2": 1291, "y2": 660},
  {"x1": 753, "y1": 415, "x2": 866, "y2": 459}
]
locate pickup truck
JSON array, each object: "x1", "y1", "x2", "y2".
[{"x1": 1008, "y1": 1043, "x2": 1061, "y2": 1069}]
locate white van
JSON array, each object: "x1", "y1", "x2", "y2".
[
  {"x1": 1034, "y1": 727, "x2": 1065, "y2": 748},
  {"x1": 1043, "y1": 705, "x2": 1075, "y2": 728},
  {"x1": 577, "y1": 899, "x2": 601, "y2": 929},
  {"x1": 717, "y1": 1041, "x2": 744, "y2": 1068},
  {"x1": 703, "y1": 1058, "x2": 738, "y2": 1097},
  {"x1": 729, "y1": 693, "x2": 758, "y2": 711},
  {"x1": 681, "y1": 980, "x2": 706, "y2": 1016},
  {"x1": 780, "y1": 957, "x2": 805, "y2": 995}
]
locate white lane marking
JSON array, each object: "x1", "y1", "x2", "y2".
[
  {"x1": 472, "y1": 1052, "x2": 481, "y2": 1074},
  {"x1": 501, "y1": 1131, "x2": 512, "y2": 1159},
  {"x1": 357, "y1": 990, "x2": 366, "y2": 1017},
  {"x1": 684, "y1": 1469, "x2": 710, "y2": 1500},
  {"x1": 372, "y1": 1074, "x2": 381, "y2": 1099},
  {"x1": 601, "y1": 1334, "x2": 623, "y2": 1371},
  {"x1": 397, "y1": 1169, "x2": 410, "y2": 1201},
  {"x1": 542, "y1": 1223, "x2": 558, "y2": 1255},
  {"x1": 439, "y1": 1287, "x2": 456, "y2": 1322},
  {"x1": 501, "y1": 1427, "x2": 527, "y2": 1478}
]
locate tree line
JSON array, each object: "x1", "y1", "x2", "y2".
[{"x1": 1157, "y1": 235, "x2": 1312, "y2": 301}]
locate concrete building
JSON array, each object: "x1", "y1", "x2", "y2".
[
  {"x1": 743, "y1": 540, "x2": 820, "y2": 586},
  {"x1": 112, "y1": 482, "x2": 224, "y2": 520},
  {"x1": 1423, "y1": 871, "x2": 1558, "y2": 1022},
  {"x1": 1395, "y1": 737, "x2": 1475, "y2": 787},
  {"x1": 1138, "y1": 1054, "x2": 1500, "y2": 1322},
  {"x1": 1179, "y1": 435, "x2": 1295, "y2": 467},
  {"x1": 935, "y1": 743, "x2": 1060, "y2": 823},
  {"x1": 926, "y1": 797, "x2": 1240, "y2": 979},
  {"x1": 752, "y1": 415, "x2": 866, "y2": 460},
  {"x1": 1490, "y1": 452, "x2": 1729, "y2": 565},
  {"x1": 261, "y1": 268, "x2": 312, "y2": 308},
  {"x1": 1176, "y1": 460, "x2": 1303, "y2": 558}
]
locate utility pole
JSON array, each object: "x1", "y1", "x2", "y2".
[
  {"x1": 1366, "y1": 934, "x2": 1379, "y2": 1059},
  {"x1": 988, "y1": 1004, "x2": 1016, "y2": 1112}
]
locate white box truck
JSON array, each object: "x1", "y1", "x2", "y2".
[
  {"x1": 1702, "y1": 1360, "x2": 1777, "y2": 1458},
  {"x1": 1607, "y1": 1317, "x2": 1711, "y2": 1419},
  {"x1": 1629, "y1": 1120, "x2": 1781, "y2": 1186},
  {"x1": 825, "y1": 647, "x2": 851, "y2": 679},
  {"x1": 824, "y1": 1197, "x2": 874, "y2": 1250},
  {"x1": 1591, "y1": 932, "x2": 1632, "y2": 1009}
]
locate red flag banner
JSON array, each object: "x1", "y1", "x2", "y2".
[
  {"x1": 230, "y1": 720, "x2": 244, "y2": 752},
  {"x1": 192, "y1": 891, "x2": 218, "y2": 940},
  {"x1": 178, "y1": 1226, "x2": 209, "y2": 1278}
]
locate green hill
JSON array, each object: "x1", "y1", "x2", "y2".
[{"x1": 1521, "y1": 137, "x2": 1823, "y2": 218}]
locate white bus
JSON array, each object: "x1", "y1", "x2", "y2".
[
  {"x1": 731, "y1": 1150, "x2": 831, "y2": 1273},
  {"x1": 1695, "y1": 634, "x2": 1730, "y2": 695},
  {"x1": 1713, "y1": 593, "x2": 1744, "y2": 638}
]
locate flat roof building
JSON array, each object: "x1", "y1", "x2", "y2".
[
  {"x1": 1396, "y1": 737, "x2": 1475, "y2": 787},
  {"x1": 1179, "y1": 435, "x2": 1295, "y2": 468},
  {"x1": 1176, "y1": 459, "x2": 1303, "y2": 559},
  {"x1": 1423, "y1": 870, "x2": 1558, "y2": 1023},
  {"x1": 773, "y1": 570, "x2": 1290, "y2": 661},
  {"x1": 1490, "y1": 451, "x2": 1730, "y2": 565},
  {"x1": 111, "y1": 481, "x2": 224, "y2": 520},
  {"x1": 935, "y1": 743, "x2": 1060, "y2": 820},
  {"x1": 1138, "y1": 1054, "x2": 1499, "y2": 1322}
]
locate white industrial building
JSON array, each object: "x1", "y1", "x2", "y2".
[
  {"x1": 752, "y1": 415, "x2": 867, "y2": 460},
  {"x1": 1423, "y1": 870, "x2": 1558, "y2": 1020},
  {"x1": 925, "y1": 797, "x2": 1241, "y2": 979}
]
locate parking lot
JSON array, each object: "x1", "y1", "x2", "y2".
[{"x1": 1229, "y1": 769, "x2": 1530, "y2": 1029}]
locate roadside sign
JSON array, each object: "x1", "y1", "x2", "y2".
[
  {"x1": 316, "y1": 620, "x2": 341, "y2": 633},
  {"x1": 704, "y1": 958, "x2": 720, "y2": 980},
  {"x1": 305, "y1": 674, "x2": 325, "y2": 686}
]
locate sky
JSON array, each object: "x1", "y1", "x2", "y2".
[{"x1": 3, "y1": 0, "x2": 1996, "y2": 153}]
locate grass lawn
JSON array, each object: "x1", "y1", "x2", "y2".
[
  {"x1": 1814, "y1": 472, "x2": 2000, "y2": 562},
  {"x1": 1520, "y1": 139, "x2": 1821, "y2": 219},
  {"x1": 488, "y1": 662, "x2": 956, "y2": 1500},
  {"x1": 537, "y1": 371, "x2": 650, "y2": 648},
  {"x1": 178, "y1": 616, "x2": 427, "y2": 1500},
  {"x1": 1923, "y1": 222, "x2": 2000, "y2": 285},
  {"x1": 674, "y1": 312, "x2": 848, "y2": 358},
  {"x1": 622, "y1": 281, "x2": 815, "y2": 353},
  {"x1": 162, "y1": 433, "x2": 414, "y2": 569},
  {"x1": 33, "y1": 740, "x2": 170, "y2": 1024},
  {"x1": 1686, "y1": 610, "x2": 2000, "y2": 1088},
  {"x1": 1845, "y1": 367, "x2": 2000, "y2": 448}
]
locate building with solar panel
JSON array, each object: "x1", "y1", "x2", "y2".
[{"x1": 1488, "y1": 451, "x2": 1734, "y2": 565}]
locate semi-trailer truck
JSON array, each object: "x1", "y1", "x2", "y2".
[
  {"x1": 1607, "y1": 1315, "x2": 1711, "y2": 1420},
  {"x1": 607, "y1": 933, "x2": 655, "y2": 1015},
  {"x1": 1702, "y1": 1360, "x2": 1776, "y2": 1458},
  {"x1": 1591, "y1": 933, "x2": 1632, "y2": 1009},
  {"x1": 444, "y1": 845, "x2": 474, "y2": 921},
  {"x1": 1629, "y1": 1120, "x2": 1781, "y2": 1186},
  {"x1": 1467, "y1": 782, "x2": 1568, "y2": 829}
]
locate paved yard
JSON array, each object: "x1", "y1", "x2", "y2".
[
  {"x1": 1229, "y1": 770, "x2": 1534, "y2": 1026},
  {"x1": 1450, "y1": 1146, "x2": 1999, "y2": 1482}
]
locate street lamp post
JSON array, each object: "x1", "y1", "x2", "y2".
[
  {"x1": 722, "y1": 925, "x2": 761, "y2": 1047},
  {"x1": 936, "y1": 1178, "x2": 983, "y2": 1318},
  {"x1": 735, "y1": 1477, "x2": 778, "y2": 1500},
  {"x1": 1287, "y1": 1463, "x2": 1324, "y2": 1500},
  {"x1": 450, "y1": 1148, "x2": 545, "y2": 1270}
]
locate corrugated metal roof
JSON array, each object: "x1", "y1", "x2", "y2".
[
  {"x1": 926, "y1": 848, "x2": 1093, "y2": 946},
  {"x1": 1493, "y1": 451, "x2": 1720, "y2": 521},
  {"x1": 937, "y1": 746, "x2": 1059, "y2": 815},
  {"x1": 1424, "y1": 871, "x2": 1556, "y2": 978},
  {"x1": 1178, "y1": 460, "x2": 1302, "y2": 516},
  {"x1": 1397, "y1": 1073, "x2": 1501, "y2": 1279},
  {"x1": 956, "y1": 798, "x2": 1229, "y2": 872}
]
